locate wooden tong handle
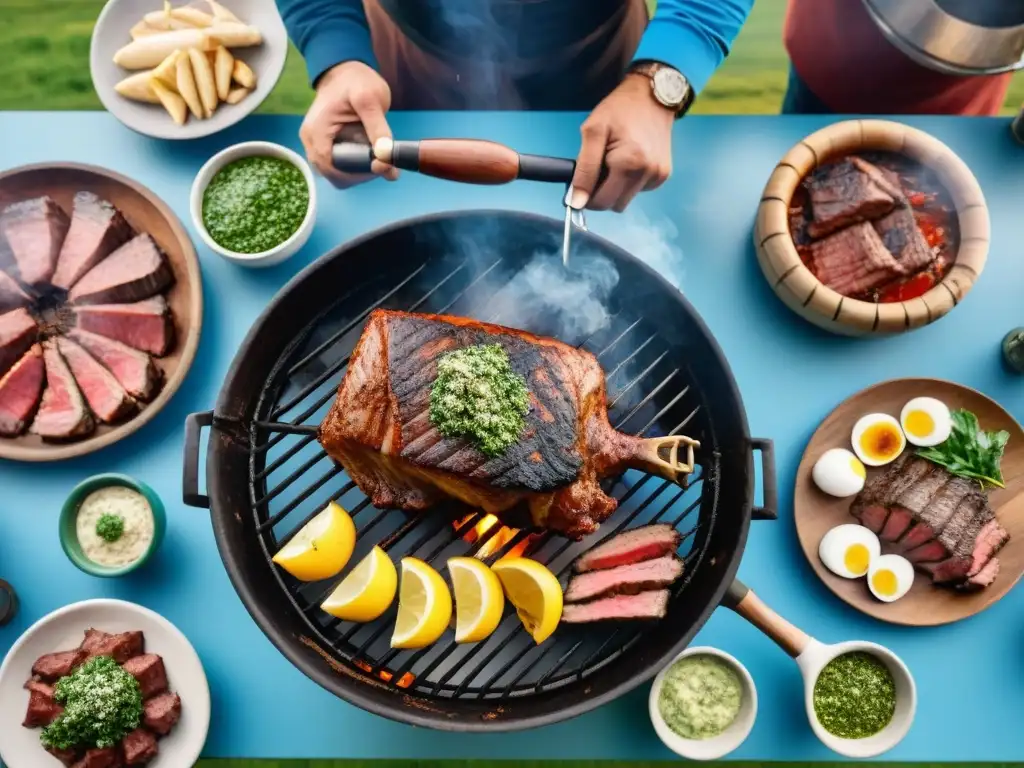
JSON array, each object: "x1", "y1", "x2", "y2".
[{"x1": 633, "y1": 434, "x2": 700, "y2": 482}]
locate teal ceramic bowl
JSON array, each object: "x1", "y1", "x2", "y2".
[{"x1": 59, "y1": 474, "x2": 166, "y2": 577}]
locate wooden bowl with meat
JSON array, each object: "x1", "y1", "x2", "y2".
[{"x1": 755, "y1": 119, "x2": 988, "y2": 336}]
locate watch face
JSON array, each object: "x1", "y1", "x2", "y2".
[{"x1": 652, "y1": 68, "x2": 688, "y2": 108}]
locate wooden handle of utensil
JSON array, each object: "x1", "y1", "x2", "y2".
[
  {"x1": 375, "y1": 138, "x2": 520, "y2": 185},
  {"x1": 631, "y1": 434, "x2": 700, "y2": 482},
  {"x1": 723, "y1": 580, "x2": 811, "y2": 658}
]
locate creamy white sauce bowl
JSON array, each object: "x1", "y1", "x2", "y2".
[{"x1": 648, "y1": 646, "x2": 758, "y2": 760}]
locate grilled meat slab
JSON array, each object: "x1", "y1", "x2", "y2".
[
  {"x1": 573, "y1": 524, "x2": 681, "y2": 572},
  {"x1": 72, "y1": 296, "x2": 174, "y2": 356},
  {"x1": 561, "y1": 589, "x2": 670, "y2": 623},
  {"x1": 52, "y1": 192, "x2": 134, "y2": 290},
  {"x1": 69, "y1": 234, "x2": 173, "y2": 306},
  {"x1": 319, "y1": 310, "x2": 696, "y2": 539},
  {"x1": 808, "y1": 221, "x2": 903, "y2": 296},
  {"x1": 0, "y1": 196, "x2": 70, "y2": 286},
  {"x1": 68, "y1": 328, "x2": 162, "y2": 402},
  {"x1": 565, "y1": 554, "x2": 683, "y2": 602},
  {"x1": 0, "y1": 344, "x2": 45, "y2": 436},
  {"x1": 806, "y1": 158, "x2": 898, "y2": 239},
  {"x1": 874, "y1": 206, "x2": 934, "y2": 275}
]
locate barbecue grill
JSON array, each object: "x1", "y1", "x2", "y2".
[{"x1": 183, "y1": 208, "x2": 780, "y2": 731}]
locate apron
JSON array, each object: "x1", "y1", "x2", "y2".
[{"x1": 362, "y1": 0, "x2": 650, "y2": 110}]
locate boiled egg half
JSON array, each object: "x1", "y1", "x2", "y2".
[
  {"x1": 812, "y1": 448, "x2": 867, "y2": 498},
  {"x1": 900, "y1": 397, "x2": 952, "y2": 447},
  {"x1": 868, "y1": 553, "x2": 915, "y2": 602},
  {"x1": 819, "y1": 524, "x2": 880, "y2": 579},
  {"x1": 851, "y1": 413, "x2": 906, "y2": 467}
]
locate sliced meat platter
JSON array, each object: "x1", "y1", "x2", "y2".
[{"x1": 0, "y1": 192, "x2": 177, "y2": 443}]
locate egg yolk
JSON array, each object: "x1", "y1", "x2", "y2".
[
  {"x1": 859, "y1": 422, "x2": 903, "y2": 461},
  {"x1": 904, "y1": 409, "x2": 935, "y2": 438},
  {"x1": 872, "y1": 568, "x2": 899, "y2": 597},
  {"x1": 849, "y1": 457, "x2": 866, "y2": 479},
  {"x1": 844, "y1": 544, "x2": 871, "y2": 576}
]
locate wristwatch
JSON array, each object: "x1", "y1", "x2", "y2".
[{"x1": 628, "y1": 60, "x2": 694, "y2": 118}]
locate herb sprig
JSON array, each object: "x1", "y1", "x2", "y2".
[
  {"x1": 41, "y1": 656, "x2": 142, "y2": 750},
  {"x1": 916, "y1": 409, "x2": 1009, "y2": 489}
]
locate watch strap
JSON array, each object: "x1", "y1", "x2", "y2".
[{"x1": 627, "y1": 60, "x2": 693, "y2": 118}]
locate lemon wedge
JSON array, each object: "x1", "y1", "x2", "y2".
[
  {"x1": 492, "y1": 558, "x2": 563, "y2": 644},
  {"x1": 271, "y1": 502, "x2": 355, "y2": 582},
  {"x1": 448, "y1": 557, "x2": 505, "y2": 643},
  {"x1": 391, "y1": 558, "x2": 453, "y2": 649},
  {"x1": 321, "y1": 546, "x2": 397, "y2": 622}
]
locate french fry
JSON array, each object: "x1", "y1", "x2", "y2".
[
  {"x1": 171, "y1": 7, "x2": 214, "y2": 27},
  {"x1": 206, "y1": 22, "x2": 262, "y2": 48},
  {"x1": 130, "y1": 21, "x2": 161, "y2": 40},
  {"x1": 151, "y1": 79, "x2": 188, "y2": 125},
  {"x1": 225, "y1": 86, "x2": 249, "y2": 105},
  {"x1": 143, "y1": 9, "x2": 193, "y2": 30},
  {"x1": 207, "y1": 0, "x2": 240, "y2": 23},
  {"x1": 113, "y1": 29, "x2": 215, "y2": 69},
  {"x1": 114, "y1": 71, "x2": 160, "y2": 104},
  {"x1": 151, "y1": 49, "x2": 182, "y2": 91},
  {"x1": 231, "y1": 58, "x2": 256, "y2": 89},
  {"x1": 214, "y1": 45, "x2": 234, "y2": 101},
  {"x1": 176, "y1": 51, "x2": 205, "y2": 119},
  {"x1": 188, "y1": 47, "x2": 218, "y2": 117}
]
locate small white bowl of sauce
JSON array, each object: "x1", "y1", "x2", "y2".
[{"x1": 649, "y1": 646, "x2": 757, "y2": 760}]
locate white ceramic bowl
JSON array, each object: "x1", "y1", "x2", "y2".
[
  {"x1": 797, "y1": 639, "x2": 916, "y2": 758},
  {"x1": 648, "y1": 646, "x2": 757, "y2": 760},
  {"x1": 190, "y1": 141, "x2": 317, "y2": 267},
  {"x1": 0, "y1": 599, "x2": 210, "y2": 768}
]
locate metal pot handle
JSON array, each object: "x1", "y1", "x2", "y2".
[
  {"x1": 750, "y1": 438, "x2": 777, "y2": 521},
  {"x1": 183, "y1": 411, "x2": 213, "y2": 509}
]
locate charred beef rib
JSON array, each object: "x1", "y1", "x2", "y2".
[{"x1": 318, "y1": 310, "x2": 699, "y2": 539}]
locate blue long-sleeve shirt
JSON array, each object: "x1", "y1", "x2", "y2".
[{"x1": 277, "y1": 0, "x2": 752, "y2": 96}]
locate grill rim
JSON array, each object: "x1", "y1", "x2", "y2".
[{"x1": 199, "y1": 209, "x2": 757, "y2": 732}]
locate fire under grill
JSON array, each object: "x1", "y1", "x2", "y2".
[{"x1": 187, "y1": 211, "x2": 770, "y2": 730}]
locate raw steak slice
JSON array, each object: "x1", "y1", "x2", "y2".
[
  {"x1": 31, "y1": 341, "x2": 95, "y2": 441},
  {"x1": 573, "y1": 524, "x2": 682, "y2": 573},
  {"x1": 51, "y1": 191, "x2": 134, "y2": 289},
  {"x1": 0, "y1": 307, "x2": 38, "y2": 377},
  {"x1": 0, "y1": 269, "x2": 30, "y2": 313},
  {"x1": 57, "y1": 336, "x2": 136, "y2": 423},
  {"x1": 565, "y1": 554, "x2": 683, "y2": 602},
  {"x1": 808, "y1": 222, "x2": 903, "y2": 296},
  {"x1": 72, "y1": 296, "x2": 174, "y2": 356},
  {"x1": 806, "y1": 158, "x2": 898, "y2": 239},
  {"x1": 0, "y1": 196, "x2": 70, "y2": 285},
  {"x1": 874, "y1": 206, "x2": 935, "y2": 275},
  {"x1": 67, "y1": 328, "x2": 162, "y2": 401},
  {"x1": 0, "y1": 343, "x2": 45, "y2": 436},
  {"x1": 560, "y1": 589, "x2": 670, "y2": 623},
  {"x1": 69, "y1": 234, "x2": 173, "y2": 306}
]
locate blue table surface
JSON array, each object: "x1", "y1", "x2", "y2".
[{"x1": 1, "y1": 111, "x2": 1022, "y2": 761}]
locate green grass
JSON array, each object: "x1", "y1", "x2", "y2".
[{"x1": 4, "y1": 0, "x2": 1023, "y2": 115}]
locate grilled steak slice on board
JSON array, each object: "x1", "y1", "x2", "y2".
[
  {"x1": 565, "y1": 554, "x2": 683, "y2": 603},
  {"x1": 0, "y1": 307, "x2": 38, "y2": 378},
  {"x1": 806, "y1": 158, "x2": 898, "y2": 239},
  {"x1": 72, "y1": 296, "x2": 174, "y2": 356},
  {"x1": 319, "y1": 310, "x2": 697, "y2": 539},
  {"x1": 68, "y1": 328, "x2": 162, "y2": 401},
  {"x1": 0, "y1": 344, "x2": 45, "y2": 436},
  {"x1": 573, "y1": 524, "x2": 682, "y2": 572},
  {"x1": 56, "y1": 336, "x2": 136, "y2": 423},
  {"x1": 808, "y1": 222, "x2": 903, "y2": 297},
  {"x1": 69, "y1": 234, "x2": 173, "y2": 306},
  {"x1": 561, "y1": 589, "x2": 670, "y2": 623},
  {"x1": 0, "y1": 196, "x2": 70, "y2": 286},
  {"x1": 31, "y1": 340, "x2": 95, "y2": 441},
  {"x1": 0, "y1": 269, "x2": 30, "y2": 313},
  {"x1": 51, "y1": 191, "x2": 134, "y2": 290}
]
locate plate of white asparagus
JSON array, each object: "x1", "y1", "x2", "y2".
[{"x1": 90, "y1": 0, "x2": 288, "y2": 139}]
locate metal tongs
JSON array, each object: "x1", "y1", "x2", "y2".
[{"x1": 332, "y1": 135, "x2": 594, "y2": 266}]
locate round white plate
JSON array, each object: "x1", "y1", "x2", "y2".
[
  {"x1": 0, "y1": 599, "x2": 210, "y2": 768},
  {"x1": 90, "y1": 0, "x2": 289, "y2": 140}
]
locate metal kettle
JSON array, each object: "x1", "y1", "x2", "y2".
[{"x1": 863, "y1": 0, "x2": 1024, "y2": 75}]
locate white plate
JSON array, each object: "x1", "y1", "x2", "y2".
[
  {"x1": 90, "y1": 0, "x2": 289, "y2": 140},
  {"x1": 0, "y1": 599, "x2": 210, "y2": 768}
]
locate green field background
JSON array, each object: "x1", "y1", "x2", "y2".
[{"x1": 5, "y1": 0, "x2": 1024, "y2": 116}]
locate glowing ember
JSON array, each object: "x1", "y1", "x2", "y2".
[
  {"x1": 353, "y1": 659, "x2": 414, "y2": 688},
  {"x1": 454, "y1": 513, "x2": 522, "y2": 559}
]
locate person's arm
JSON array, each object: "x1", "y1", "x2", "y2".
[
  {"x1": 276, "y1": 0, "x2": 378, "y2": 85},
  {"x1": 632, "y1": 0, "x2": 754, "y2": 93}
]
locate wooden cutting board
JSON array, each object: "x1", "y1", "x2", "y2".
[{"x1": 794, "y1": 378, "x2": 1024, "y2": 626}]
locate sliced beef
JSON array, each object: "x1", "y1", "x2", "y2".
[
  {"x1": 879, "y1": 506, "x2": 914, "y2": 542},
  {"x1": 960, "y1": 557, "x2": 1001, "y2": 590},
  {"x1": 121, "y1": 728, "x2": 158, "y2": 765},
  {"x1": 56, "y1": 336, "x2": 137, "y2": 423},
  {"x1": 874, "y1": 206, "x2": 934, "y2": 275},
  {"x1": 808, "y1": 221, "x2": 903, "y2": 296},
  {"x1": 565, "y1": 554, "x2": 683, "y2": 603},
  {"x1": 81, "y1": 629, "x2": 144, "y2": 663},
  {"x1": 51, "y1": 192, "x2": 134, "y2": 290},
  {"x1": 67, "y1": 329, "x2": 162, "y2": 402},
  {"x1": 806, "y1": 158, "x2": 898, "y2": 239},
  {"x1": 893, "y1": 465, "x2": 950, "y2": 519},
  {"x1": 898, "y1": 521, "x2": 936, "y2": 552},
  {"x1": 122, "y1": 654, "x2": 167, "y2": 699},
  {"x1": 852, "y1": 455, "x2": 930, "y2": 534},
  {"x1": 0, "y1": 196, "x2": 70, "y2": 285},
  {"x1": 0, "y1": 307, "x2": 38, "y2": 377},
  {"x1": 859, "y1": 505, "x2": 890, "y2": 535},
  {"x1": 916, "y1": 476, "x2": 974, "y2": 535},
  {"x1": 966, "y1": 519, "x2": 1010, "y2": 578},
  {"x1": 69, "y1": 234, "x2": 173, "y2": 306},
  {"x1": 72, "y1": 297, "x2": 174, "y2": 357},
  {"x1": 23, "y1": 679, "x2": 63, "y2": 727},
  {"x1": 561, "y1": 589, "x2": 670, "y2": 623},
  {"x1": 0, "y1": 268, "x2": 30, "y2": 312},
  {"x1": 31, "y1": 341, "x2": 95, "y2": 441},
  {"x1": 0, "y1": 343, "x2": 45, "y2": 436},
  {"x1": 72, "y1": 746, "x2": 122, "y2": 768},
  {"x1": 573, "y1": 524, "x2": 681, "y2": 573},
  {"x1": 142, "y1": 691, "x2": 181, "y2": 735},
  {"x1": 47, "y1": 746, "x2": 81, "y2": 767},
  {"x1": 31, "y1": 648, "x2": 86, "y2": 681}
]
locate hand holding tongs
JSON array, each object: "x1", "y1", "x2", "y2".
[{"x1": 332, "y1": 135, "x2": 593, "y2": 266}]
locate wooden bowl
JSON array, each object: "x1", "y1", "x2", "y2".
[
  {"x1": 755, "y1": 120, "x2": 988, "y2": 336},
  {"x1": 0, "y1": 163, "x2": 203, "y2": 462},
  {"x1": 794, "y1": 378, "x2": 1024, "y2": 626}
]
